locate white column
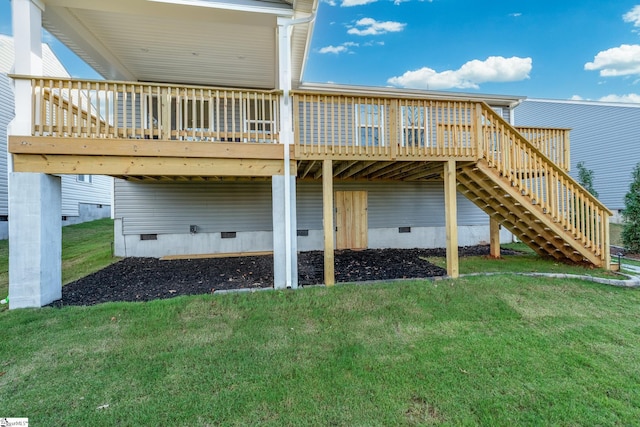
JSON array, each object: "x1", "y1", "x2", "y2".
[
  {"x1": 12, "y1": 0, "x2": 43, "y2": 137},
  {"x1": 272, "y1": 175, "x2": 298, "y2": 289},
  {"x1": 274, "y1": 18, "x2": 297, "y2": 288},
  {"x1": 8, "y1": 0, "x2": 63, "y2": 308}
]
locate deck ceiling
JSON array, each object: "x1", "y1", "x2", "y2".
[
  {"x1": 298, "y1": 160, "x2": 459, "y2": 182},
  {"x1": 40, "y1": 0, "x2": 315, "y2": 89}
]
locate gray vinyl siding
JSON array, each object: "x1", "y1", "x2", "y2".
[
  {"x1": 116, "y1": 179, "x2": 488, "y2": 235},
  {"x1": 0, "y1": 73, "x2": 12, "y2": 215},
  {"x1": 297, "y1": 181, "x2": 486, "y2": 229},
  {"x1": 115, "y1": 180, "x2": 273, "y2": 235},
  {"x1": 514, "y1": 99, "x2": 640, "y2": 210}
]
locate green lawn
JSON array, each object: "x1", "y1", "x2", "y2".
[
  {"x1": 1, "y1": 277, "x2": 639, "y2": 425},
  {"x1": 0, "y1": 218, "x2": 118, "y2": 308},
  {"x1": 1, "y1": 220, "x2": 639, "y2": 424}
]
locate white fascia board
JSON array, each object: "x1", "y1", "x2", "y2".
[{"x1": 147, "y1": 0, "x2": 294, "y2": 16}]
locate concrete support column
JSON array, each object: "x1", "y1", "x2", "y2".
[
  {"x1": 272, "y1": 175, "x2": 298, "y2": 289},
  {"x1": 443, "y1": 160, "x2": 459, "y2": 278},
  {"x1": 9, "y1": 173, "x2": 62, "y2": 308},
  {"x1": 8, "y1": 0, "x2": 63, "y2": 308}
]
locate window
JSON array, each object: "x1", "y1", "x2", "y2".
[
  {"x1": 244, "y1": 98, "x2": 274, "y2": 142},
  {"x1": 180, "y1": 99, "x2": 210, "y2": 131},
  {"x1": 355, "y1": 103, "x2": 385, "y2": 146},
  {"x1": 400, "y1": 105, "x2": 428, "y2": 147},
  {"x1": 77, "y1": 174, "x2": 92, "y2": 183}
]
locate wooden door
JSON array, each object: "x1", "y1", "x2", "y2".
[{"x1": 335, "y1": 191, "x2": 368, "y2": 250}]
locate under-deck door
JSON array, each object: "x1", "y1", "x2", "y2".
[{"x1": 335, "y1": 190, "x2": 368, "y2": 250}]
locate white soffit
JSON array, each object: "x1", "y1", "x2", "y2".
[{"x1": 41, "y1": 0, "x2": 296, "y2": 89}]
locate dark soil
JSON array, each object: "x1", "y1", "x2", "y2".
[
  {"x1": 611, "y1": 246, "x2": 640, "y2": 261},
  {"x1": 50, "y1": 245, "x2": 520, "y2": 307}
]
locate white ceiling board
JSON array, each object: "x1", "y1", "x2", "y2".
[{"x1": 40, "y1": 0, "x2": 317, "y2": 89}]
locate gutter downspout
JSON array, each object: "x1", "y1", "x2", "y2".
[{"x1": 277, "y1": 12, "x2": 316, "y2": 289}]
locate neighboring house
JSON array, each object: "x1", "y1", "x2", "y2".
[
  {"x1": 0, "y1": 34, "x2": 112, "y2": 239},
  {"x1": 6, "y1": 0, "x2": 611, "y2": 308},
  {"x1": 514, "y1": 98, "x2": 640, "y2": 223}
]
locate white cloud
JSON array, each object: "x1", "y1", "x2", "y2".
[
  {"x1": 318, "y1": 45, "x2": 348, "y2": 54},
  {"x1": 570, "y1": 95, "x2": 585, "y2": 101},
  {"x1": 509, "y1": 13, "x2": 522, "y2": 18},
  {"x1": 584, "y1": 44, "x2": 640, "y2": 76},
  {"x1": 623, "y1": 5, "x2": 640, "y2": 27},
  {"x1": 341, "y1": 0, "x2": 378, "y2": 6},
  {"x1": 347, "y1": 18, "x2": 406, "y2": 36},
  {"x1": 599, "y1": 93, "x2": 640, "y2": 103},
  {"x1": 387, "y1": 56, "x2": 532, "y2": 90},
  {"x1": 318, "y1": 42, "x2": 359, "y2": 54}
]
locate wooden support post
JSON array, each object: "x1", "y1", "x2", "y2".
[
  {"x1": 604, "y1": 215, "x2": 611, "y2": 270},
  {"x1": 490, "y1": 217, "x2": 501, "y2": 259},
  {"x1": 323, "y1": 159, "x2": 335, "y2": 286},
  {"x1": 444, "y1": 159, "x2": 459, "y2": 278}
]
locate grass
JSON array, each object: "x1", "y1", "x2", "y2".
[
  {"x1": 0, "y1": 218, "x2": 118, "y2": 308},
  {"x1": 1, "y1": 220, "x2": 639, "y2": 424},
  {"x1": 1, "y1": 277, "x2": 640, "y2": 425},
  {"x1": 423, "y1": 242, "x2": 621, "y2": 279}
]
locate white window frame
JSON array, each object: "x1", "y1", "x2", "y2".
[{"x1": 354, "y1": 103, "x2": 385, "y2": 147}]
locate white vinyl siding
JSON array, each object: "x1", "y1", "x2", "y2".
[{"x1": 61, "y1": 175, "x2": 112, "y2": 216}]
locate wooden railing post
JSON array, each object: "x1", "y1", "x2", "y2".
[
  {"x1": 475, "y1": 103, "x2": 484, "y2": 161},
  {"x1": 389, "y1": 99, "x2": 398, "y2": 160}
]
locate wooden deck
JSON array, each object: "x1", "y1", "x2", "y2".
[{"x1": 7, "y1": 76, "x2": 610, "y2": 271}]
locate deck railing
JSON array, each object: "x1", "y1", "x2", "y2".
[
  {"x1": 17, "y1": 76, "x2": 281, "y2": 143},
  {"x1": 478, "y1": 104, "x2": 610, "y2": 263},
  {"x1": 292, "y1": 91, "x2": 571, "y2": 167},
  {"x1": 293, "y1": 92, "x2": 479, "y2": 159},
  {"x1": 515, "y1": 126, "x2": 571, "y2": 171}
]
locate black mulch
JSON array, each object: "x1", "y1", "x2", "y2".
[{"x1": 49, "y1": 245, "x2": 521, "y2": 307}]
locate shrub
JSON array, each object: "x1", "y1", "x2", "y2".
[
  {"x1": 622, "y1": 162, "x2": 640, "y2": 253},
  {"x1": 577, "y1": 161, "x2": 599, "y2": 198}
]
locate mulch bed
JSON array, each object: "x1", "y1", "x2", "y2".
[{"x1": 49, "y1": 245, "x2": 520, "y2": 307}]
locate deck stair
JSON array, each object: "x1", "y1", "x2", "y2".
[{"x1": 456, "y1": 104, "x2": 611, "y2": 267}]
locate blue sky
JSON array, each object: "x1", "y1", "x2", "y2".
[{"x1": 2, "y1": 0, "x2": 640, "y2": 102}]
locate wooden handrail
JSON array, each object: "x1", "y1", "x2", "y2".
[
  {"x1": 12, "y1": 76, "x2": 281, "y2": 143},
  {"x1": 477, "y1": 103, "x2": 610, "y2": 263}
]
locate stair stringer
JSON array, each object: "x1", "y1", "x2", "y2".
[{"x1": 457, "y1": 160, "x2": 602, "y2": 266}]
